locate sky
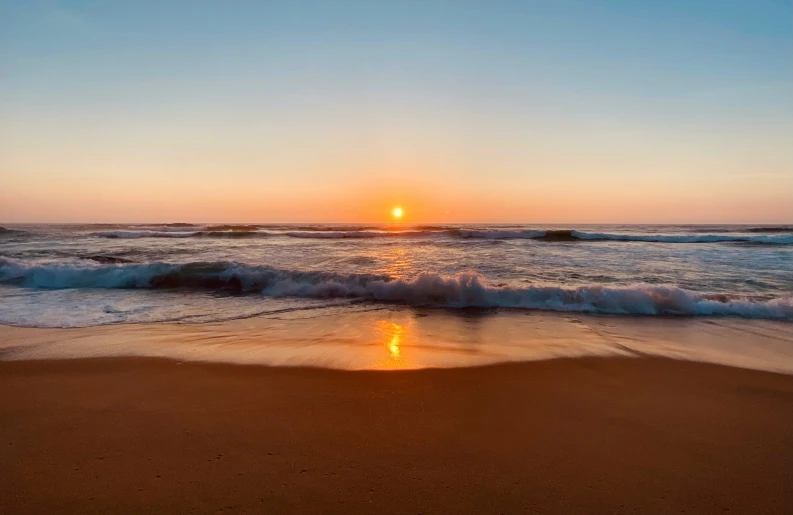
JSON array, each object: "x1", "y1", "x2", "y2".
[{"x1": 1, "y1": 0, "x2": 791, "y2": 223}]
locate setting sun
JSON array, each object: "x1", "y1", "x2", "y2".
[{"x1": 392, "y1": 207, "x2": 403, "y2": 219}]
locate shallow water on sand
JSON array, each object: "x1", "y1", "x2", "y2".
[{"x1": 1, "y1": 309, "x2": 790, "y2": 373}]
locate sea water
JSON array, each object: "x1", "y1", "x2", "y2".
[{"x1": 1, "y1": 223, "x2": 791, "y2": 371}]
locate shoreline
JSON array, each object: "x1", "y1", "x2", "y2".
[
  {"x1": 1, "y1": 351, "x2": 792, "y2": 377},
  {"x1": 2, "y1": 356, "x2": 791, "y2": 514},
  {"x1": 2, "y1": 310, "x2": 791, "y2": 373}
]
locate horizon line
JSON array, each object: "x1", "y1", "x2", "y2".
[{"x1": 3, "y1": 221, "x2": 792, "y2": 226}]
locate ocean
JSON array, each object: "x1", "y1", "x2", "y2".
[{"x1": 1, "y1": 223, "x2": 791, "y2": 371}]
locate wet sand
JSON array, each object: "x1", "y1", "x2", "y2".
[
  {"x1": 1, "y1": 357, "x2": 791, "y2": 514},
  {"x1": 1, "y1": 311, "x2": 791, "y2": 373}
]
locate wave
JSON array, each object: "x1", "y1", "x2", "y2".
[
  {"x1": 85, "y1": 227, "x2": 792, "y2": 244},
  {"x1": 91, "y1": 229, "x2": 433, "y2": 239},
  {"x1": 452, "y1": 229, "x2": 792, "y2": 244},
  {"x1": 197, "y1": 230, "x2": 274, "y2": 238},
  {"x1": 746, "y1": 227, "x2": 793, "y2": 233},
  {"x1": 282, "y1": 230, "x2": 431, "y2": 239},
  {"x1": 281, "y1": 228, "x2": 792, "y2": 244},
  {"x1": 142, "y1": 223, "x2": 198, "y2": 228},
  {"x1": 90, "y1": 230, "x2": 199, "y2": 239},
  {"x1": 203, "y1": 224, "x2": 262, "y2": 232},
  {"x1": 1, "y1": 258, "x2": 790, "y2": 320},
  {"x1": 453, "y1": 229, "x2": 546, "y2": 240},
  {"x1": 572, "y1": 231, "x2": 792, "y2": 244},
  {"x1": 91, "y1": 229, "x2": 276, "y2": 239},
  {"x1": 0, "y1": 226, "x2": 26, "y2": 235},
  {"x1": 187, "y1": 224, "x2": 453, "y2": 233},
  {"x1": 80, "y1": 255, "x2": 135, "y2": 264},
  {"x1": 263, "y1": 224, "x2": 451, "y2": 232},
  {"x1": 133, "y1": 225, "x2": 203, "y2": 233}
]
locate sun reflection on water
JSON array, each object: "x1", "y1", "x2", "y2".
[{"x1": 382, "y1": 247, "x2": 412, "y2": 279}]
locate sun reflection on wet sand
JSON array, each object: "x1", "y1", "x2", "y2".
[
  {"x1": 371, "y1": 320, "x2": 414, "y2": 370},
  {"x1": 389, "y1": 334, "x2": 401, "y2": 358}
]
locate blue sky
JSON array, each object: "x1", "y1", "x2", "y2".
[{"x1": 1, "y1": 0, "x2": 791, "y2": 222}]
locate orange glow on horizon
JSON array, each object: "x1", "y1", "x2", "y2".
[{"x1": 3, "y1": 170, "x2": 790, "y2": 224}]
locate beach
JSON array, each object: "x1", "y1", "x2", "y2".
[
  {"x1": 2, "y1": 224, "x2": 792, "y2": 513},
  {"x1": 4, "y1": 0, "x2": 792, "y2": 512},
  {"x1": 2, "y1": 355, "x2": 791, "y2": 514}
]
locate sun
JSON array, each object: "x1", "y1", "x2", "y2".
[{"x1": 391, "y1": 206, "x2": 403, "y2": 219}]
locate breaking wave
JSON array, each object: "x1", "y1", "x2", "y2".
[{"x1": 1, "y1": 258, "x2": 790, "y2": 320}]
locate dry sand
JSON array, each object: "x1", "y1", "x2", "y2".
[{"x1": 1, "y1": 357, "x2": 791, "y2": 514}]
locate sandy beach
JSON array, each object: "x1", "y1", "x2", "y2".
[
  {"x1": 2, "y1": 356, "x2": 790, "y2": 514},
  {"x1": 3, "y1": 0, "x2": 791, "y2": 513}
]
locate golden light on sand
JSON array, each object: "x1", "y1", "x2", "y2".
[
  {"x1": 392, "y1": 206, "x2": 403, "y2": 219},
  {"x1": 389, "y1": 334, "x2": 401, "y2": 358},
  {"x1": 384, "y1": 321, "x2": 403, "y2": 358},
  {"x1": 370, "y1": 320, "x2": 416, "y2": 370}
]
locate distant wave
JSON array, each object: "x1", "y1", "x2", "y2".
[
  {"x1": 0, "y1": 226, "x2": 26, "y2": 236},
  {"x1": 746, "y1": 227, "x2": 793, "y2": 233},
  {"x1": 453, "y1": 229, "x2": 793, "y2": 244},
  {"x1": 269, "y1": 224, "x2": 451, "y2": 232},
  {"x1": 144, "y1": 224, "x2": 453, "y2": 233},
  {"x1": 86, "y1": 227, "x2": 792, "y2": 244},
  {"x1": 139, "y1": 223, "x2": 199, "y2": 228},
  {"x1": 90, "y1": 230, "x2": 199, "y2": 239},
  {"x1": 1, "y1": 258, "x2": 790, "y2": 319},
  {"x1": 91, "y1": 229, "x2": 430, "y2": 239},
  {"x1": 197, "y1": 230, "x2": 274, "y2": 238},
  {"x1": 571, "y1": 230, "x2": 792, "y2": 244},
  {"x1": 134, "y1": 225, "x2": 203, "y2": 233},
  {"x1": 282, "y1": 230, "x2": 430, "y2": 239},
  {"x1": 203, "y1": 224, "x2": 262, "y2": 232}
]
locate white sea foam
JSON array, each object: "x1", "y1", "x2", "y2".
[{"x1": 1, "y1": 258, "x2": 790, "y2": 320}]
